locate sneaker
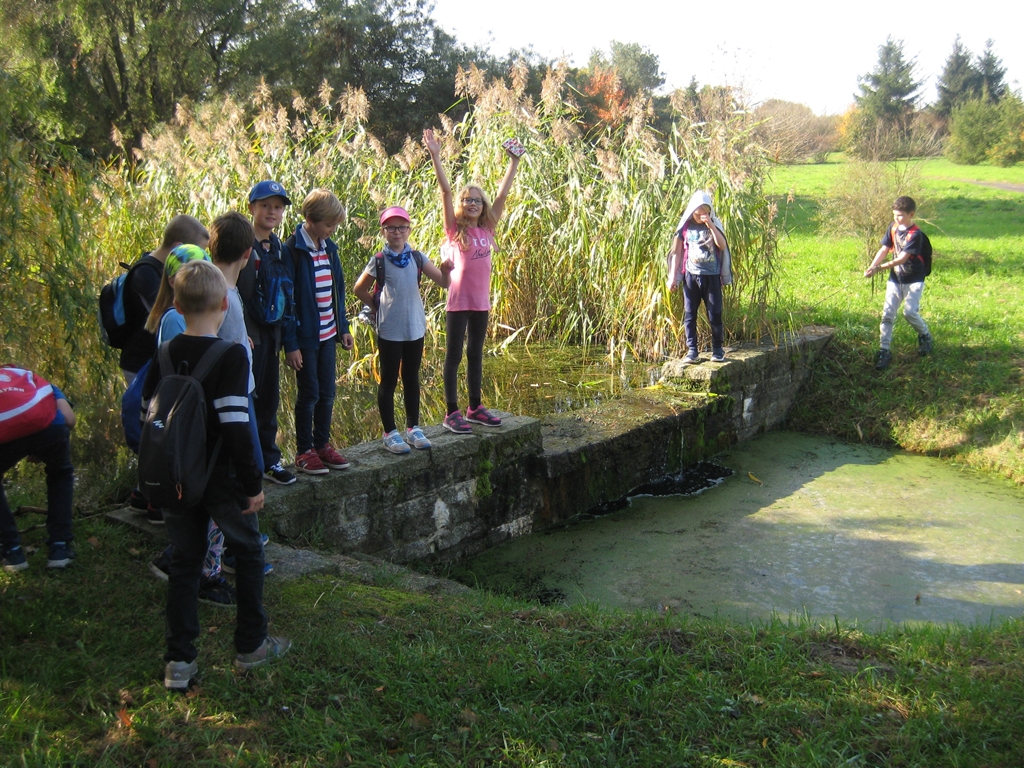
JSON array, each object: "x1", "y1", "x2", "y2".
[
  {"x1": 443, "y1": 410, "x2": 473, "y2": 434},
  {"x1": 711, "y1": 349, "x2": 726, "y2": 363},
  {"x1": 466, "y1": 405, "x2": 501, "y2": 427},
  {"x1": 681, "y1": 351, "x2": 700, "y2": 365},
  {"x1": 129, "y1": 489, "x2": 148, "y2": 511},
  {"x1": 317, "y1": 444, "x2": 350, "y2": 470},
  {"x1": 149, "y1": 546, "x2": 173, "y2": 580},
  {"x1": 875, "y1": 348, "x2": 892, "y2": 371},
  {"x1": 164, "y1": 659, "x2": 198, "y2": 690},
  {"x1": 264, "y1": 463, "x2": 297, "y2": 485},
  {"x1": 47, "y1": 542, "x2": 75, "y2": 569},
  {"x1": 235, "y1": 635, "x2": 292, "y2": 671},
  {"x1": 295, "y1": 449, "x2": 328, "y2": 475},
  {"x1": 918, "y1": 333, "x2": 933, "y2": 356},
  {"x1": 2, "y1": 545, "x2": 28, "y2": 573},
  {"x1": 383, "y1": 429, "x2": 411, "y2": 454},
  {"x1": 146, "y1": 505, "x2": 164, "y2": 525},
  {"x1": 406, "y1": 426, "x2": 432, "y2": 450},
  {"x1": 198, "y1": 575, "x2": 237, "y2": 607}
]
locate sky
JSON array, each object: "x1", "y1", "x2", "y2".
[{"x1": 428, "y1": 0, "x2": 1023, "y2": 116}]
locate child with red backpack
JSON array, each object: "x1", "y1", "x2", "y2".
[
  {"x1": 0, "y1": 367, "x2": 76, "y2": 571},
  {"x1": 863, "y1": 196, "x2": 934, "y2": 370}
]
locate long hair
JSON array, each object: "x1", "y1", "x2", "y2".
[
  {"x1": 145, "y1": 273, "x2": 174, "y2": 335},
  {"x1": 452, "y1": 184, "x2": 497, "y2": 249}
]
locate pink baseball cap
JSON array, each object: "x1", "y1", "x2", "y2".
[{"x1": 379, "y1": 206, "x2": 411, "y2": 225}]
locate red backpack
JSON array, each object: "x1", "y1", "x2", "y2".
[{"x1": 0, "y1": 367, "x2": 57, "y2": 444}]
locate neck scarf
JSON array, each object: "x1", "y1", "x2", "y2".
[{"x1": 383, "y1": 242, "x2": 412, "y2": 269}]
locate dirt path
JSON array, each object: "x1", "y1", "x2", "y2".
[{"x1": 944, "y1": 178, "x2": 1024, "y2": 193}]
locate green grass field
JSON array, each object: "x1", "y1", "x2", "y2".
[
  {"x1": 768, "y1": 156, "x2": 1024, "y2": 484},
  {"x1": 3, "y1": 156, "x2": 1023, "y2": 767}
]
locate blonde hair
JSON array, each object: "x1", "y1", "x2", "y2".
[
  {"x1": 301, "y1": 188, "x2": 344, "y2": 224},
  {"x1": 173, "y1": 260, "x2": 227, "y2": 315},
  {"x1": 452, "y1": 185, "x2": 498, "y2": 249}
]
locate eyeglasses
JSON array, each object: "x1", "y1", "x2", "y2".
[
  {"x1": 383, "y1": 225, "x2": 410, "y2": 233},
  {"x1": 461, "y1": 197, "x2": 483, "y2": 206}
]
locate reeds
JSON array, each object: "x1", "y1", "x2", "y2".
[{"x1": 1, "y1": 66, "x2": 780, "y2": 495}]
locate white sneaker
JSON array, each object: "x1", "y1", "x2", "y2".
[
  {"x1": 406, "y1": 426, "x2": 432, "y2": 449},
  {"x1": 383, "y1": 429, "x2": 411, "y2": 454}
]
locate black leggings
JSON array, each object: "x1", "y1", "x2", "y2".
[
  {"x1": 377, "y1": 336, "x2": 424, "y2": 433},
  {"x1": 444, "y1": 310, "x2": 489, "y2": 414}
]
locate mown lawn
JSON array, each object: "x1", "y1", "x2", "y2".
[
  {"x1": 768, "y1": 157, "x2": 1024, "y2": 484},
  {"x1": 2, "y1": 514, "x2": 1024, "y2": 767}
]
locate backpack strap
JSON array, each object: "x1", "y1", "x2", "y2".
[
  {"x1": 412, "y1": 250, "x2": 424, "y2": 285},
  {"x1": 374, "y1": 252, "x2": 385, "y2": 288},
  {"x1": 190, "y1": 339, "x2": 236, "y2": 383}
]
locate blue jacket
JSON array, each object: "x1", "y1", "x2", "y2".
[{"x1": 282, "y1": 225, "x2": 350, "y2": 352}]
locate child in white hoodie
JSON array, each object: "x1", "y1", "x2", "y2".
[{"x1": 667, "y1": 190, "x2": 732, "y2": 363}]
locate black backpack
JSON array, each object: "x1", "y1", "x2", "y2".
[
  {"x1": 253, "y1": 240, "x2": 295, "y2": 326},
  {"x1": 138, "y1": 340, "x2": 234, "y2": 511},
  {"x1": 891, "y1": 224, "x2": 933, "y2": 277},
  {"x1": 98, "y1": 254, "x2": 162, "y2": 348}
]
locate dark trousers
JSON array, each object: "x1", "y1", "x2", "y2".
[
  {"x1": 295, "y1": 340, "x2": 337, "y2": 453},
  {"x1": 682, "y1": 272, "x2": 724, "y2": 354},
  {"x1": 162, "y1": 477, "x2": 267, "y2": 662},
  {"x1": 444, "y1": 310, "x2": 489, "y2": 413},
  {"x1": 251, "y1": 327, "x2": 281, "y2": 468},
  {"x1": 0, "y1": 423, "x2": 74, "y2": 550},
  {"x1": 377, "y1": 336, "x2": 424, "y2": 433}
]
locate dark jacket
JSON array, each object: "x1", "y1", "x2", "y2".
[
  {"x1": 238, "y1": 232, "x2": 296, "y2": 347},
  {"x1": 282, "y1": 225, "x2": 349, "y2": 353}
]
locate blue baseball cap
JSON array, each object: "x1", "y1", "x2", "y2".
[{"x1": 248, "y1": 180, "x2": 292, "y2": 205}]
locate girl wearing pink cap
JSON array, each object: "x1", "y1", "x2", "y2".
[
  {"x1": 353, "y1": 206, "x2": 453, "y2": 454},
  {"x1": 423, "y1": 128, "x2": 521, "y2": 434}
]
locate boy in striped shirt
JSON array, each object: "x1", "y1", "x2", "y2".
[{"x1": 282, "y1": 189, "x2": 354, "y2": 474}]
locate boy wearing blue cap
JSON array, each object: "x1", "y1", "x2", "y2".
[{"x1": 240, "y1": 181, "x2": 300, "y2": 485}]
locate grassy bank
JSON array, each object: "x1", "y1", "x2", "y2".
[
  {"x1": 3, "y1": 514, "x2": 1024, "y2": 767},
  {"x1": 769, "y1": 157, "x2": 1024, "y2": 484}
]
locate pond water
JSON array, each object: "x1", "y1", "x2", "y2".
[
  {"x1": 325, "y1": 342, "x2": 660, "y2": 445},
  {"x1": 451, "y1": 432, "x2": 1024, "y2": 629}
]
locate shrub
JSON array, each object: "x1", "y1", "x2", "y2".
[{"x1": 945, "y1": 99, "x2": 1001, "y2": 164}]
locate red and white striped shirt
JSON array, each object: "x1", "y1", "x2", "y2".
[{"x1": 303, "y1": 236, "x2": 337, "y2": 343}]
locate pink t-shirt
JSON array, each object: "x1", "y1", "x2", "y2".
[{"x1": 443, "y1": 226, "x2": 494, "y2": 312}]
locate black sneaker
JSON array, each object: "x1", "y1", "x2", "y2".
[
  {"x1": 47, "y1": 542, "x2": 75, "y2": 569},
  {"x1": 129, "y1": 489, "x2": 148, "y2": 511},
  {"x1": 149, "y1": 546, "x2": 173, "y2": 580},
  {"x1": 264, "y1": 463, "x2": 297, "y2": 485},
  {"x1": 198, "y1": 575, "x2": 237, "y2": 607},
  {"x1": 875, "y1": 349, "x2": 892, "y2": 370},
  {"x1": 918, "y1": 333, "x2": 933, "y2": 356},
  {"x1": 146, "y1": 505, "x2": 165, "y2": 525},
  {"x1": 2, "y1": 545, "x2": 28, "y2": 572}
]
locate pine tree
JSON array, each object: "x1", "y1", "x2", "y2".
[
  {"x1": 935, "y1": 36, "x2": 981, "y2": 118},
  {"x1": 976, "y1": 40, "x2": 1007, "y2": 103},
  {"x1": 855, "y1": 37, "x2": 921, "y2": 124}
]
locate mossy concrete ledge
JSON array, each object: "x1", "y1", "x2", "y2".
[
  {"x1": 111, "y1": 326, "x2": 831, "y2": 567},
  {"x1": 257, "y1": 416, "x2": 544, "y2": 564}
]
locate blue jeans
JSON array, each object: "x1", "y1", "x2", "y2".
[
  {"x1": 0, "y1": 423, "x2": 74, "y2": 550},
  {"x1": 682, "y1": 272, "x2": 724, "y2": 354},
  {"x1": 295, "y1": 340, "x2": 337, "y2": 453},
  {"x1": 161, "y1": 474, "x2": 267, "y2": 662}
]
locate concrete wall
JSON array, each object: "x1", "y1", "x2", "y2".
[{"x1": 258, "y1": 327, "x2": 833, "y2": 564}]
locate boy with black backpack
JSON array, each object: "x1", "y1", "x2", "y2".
[
  {"x1": 239, "y1": 181, "x2": 299, "y2": 485},
  {"x1": 138, "y1": 260, "x2": 290, "y2": 689},
  {"x1": 863, "y1": 196, "x2": 934, "y2": 370}
]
